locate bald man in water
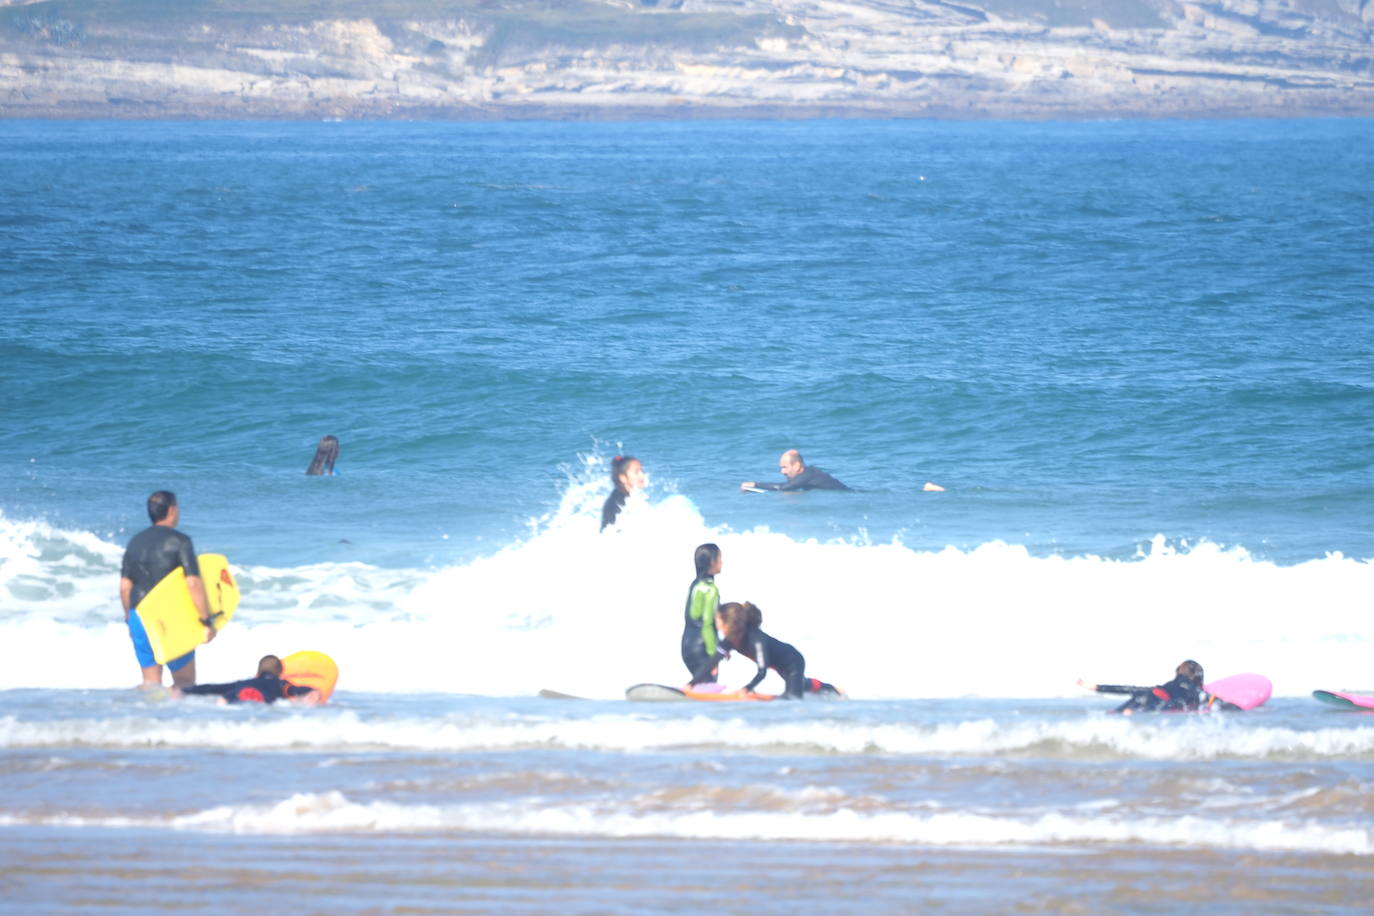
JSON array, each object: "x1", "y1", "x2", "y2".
[
  {"x1": 741, "y1": 450, "x2": 850, "y2": 492},
  {"x1": 741, "y1": 449, "x2": 943, "y2": 492}
]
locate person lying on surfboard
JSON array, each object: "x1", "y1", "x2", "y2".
[
  {"x1": 740, "y1": 449, "x2": 852, "y2": 492},
  {"x1": 1078, "y1": 660, "x2": 1210, "y2": 714},
  {"x1": 681, "y1": 543, "x2": 726, "y2": 687},
  {"x1": 174, "y1": 654, "x2": 321, "y2": 705},
  {"x1": 717, "y1": 601, "x2": 840, "y2": 700}
]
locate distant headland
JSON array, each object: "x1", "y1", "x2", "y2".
[{"x1": 2, "y1": 0, "x2": 1372, "y2": 119}]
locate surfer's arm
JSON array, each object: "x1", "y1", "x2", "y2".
[
  {"x1": 119, "y1": 577, "x2": 133, "y2": 619},
  {"x1": 181, "y1": 682, "x2": 232, "y2": 697},
  {"x1": 1091, "y1": 684, "x2": 1148, "y2": 696},
  {"x1": 285, "y1": 685, "x2": 322, "y2": 705},
  {"x1": 185, "y1": 575, "x2": 216, "y2": 641},
  {"x1": 742, "y1": 638, "x2": 768, "y2": 692},
  {"x1": 174, "y1": 537, "x2": 215, "y2": 639}
]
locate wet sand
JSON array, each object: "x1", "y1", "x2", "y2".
[{"x1": 5, "y1": 828, "x2": 1371, "y2": 914}]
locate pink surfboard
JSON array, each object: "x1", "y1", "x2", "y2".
[
  {"x1": 1312, "y1": 690, "x2": 1374, "y2": 709},
  {"x1": 1204, "y1": 673, "x2": 1272, "y2": 710}
]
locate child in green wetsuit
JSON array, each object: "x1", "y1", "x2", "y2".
[{"x1": 680, "y1": 543, "x2": 724, "y2": 686}]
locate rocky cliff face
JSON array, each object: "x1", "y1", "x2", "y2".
[{"x1": 2, "y1": 0, "x2": 1371, "y2": 118}]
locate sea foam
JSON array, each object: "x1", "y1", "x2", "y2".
[
  {"x1": 1, "y1": 496, "x2": 1371, "y2": 698},
  {"x1": 2, "y1": 790, "x2": 1368, "y2": 855},
  {"x1": 4, "y1": 708, "x2": 1374, "y2": 762}
]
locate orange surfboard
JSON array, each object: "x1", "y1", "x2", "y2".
[
  {"x1": 625, "y1": 683, "x2": 776, "y2": 702},
  {"x1": 280, "y1": 651, "x2": 339, "y2": 703}
]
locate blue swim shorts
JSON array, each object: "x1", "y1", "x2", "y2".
[{"x1": 127, "y1": 608, "x2": 195, "y2": 672}]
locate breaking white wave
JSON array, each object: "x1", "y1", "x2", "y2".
[
  {"x1": 3, "y1": 790, "x2": 1368, "y2": 855},
  {"x1": 4, "y1": 707, "x2": 1373, "y2": 762},
  {"x1": 2, "y1": 502, "x2": 1371, "y2": 699}
]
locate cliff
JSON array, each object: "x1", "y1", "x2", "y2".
[{"x1": 2, "y1": 0, "x2": 1372, "y2": 119}]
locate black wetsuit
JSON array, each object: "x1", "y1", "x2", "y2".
[
  {"x1": 753, "y1": 465, "x2": 850, "y2": 492},
  {"x1": 121, "y1": 525, "x2": 200, "y2": 609},
  {"x1": 1095, "y1": 675, "x2": 1207, "y2": 713},
  {"x1": 600, "y1": 489, "x2": 628, "y2": 531},
  {"x1": 183, "y1": 674, "x2": 314, "y2": 704},
  {"x1": 726, "y1": 628, "x2": 809, "y2": 699}
]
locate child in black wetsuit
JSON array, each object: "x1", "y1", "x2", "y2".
[
  {"x1": 1080, "y1": 660, "x2": 1209, "y2": 714},
  {"x1": 716, "y1": 601, "x2": 840, "y2": 700},
  {"x1": 178, "y1": 654, "x2": 320, "y2": 705},
  {"x1": 600, "y1": 455, "x2": 646, "y2": 531}
]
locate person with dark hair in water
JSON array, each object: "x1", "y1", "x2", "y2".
[
  {"x1": 681, "y1": 543, "x2": 725, "y2": 686},
  {"x1": 120, "y1": 490, "x2": 215, "y2": 688},
  {"x1": 716, "y1": 601, "x2": 839, "y2": 699},
  {"x1": 600, "y1": 455, "x2": 646, "y2": 531},
  {"x1": 306, "y1": 435, "x2": 339, "y2": 476},
  {"x1": 1079, "y1": 660, "x2": 1210, "y2": 714},
  {"x1": 177, "y1": 655, "x2": 321, "y2": 705}
]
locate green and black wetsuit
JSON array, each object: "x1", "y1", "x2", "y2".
[{"x1": 680, "y1": 575, "x2": 721, "y2": 685}]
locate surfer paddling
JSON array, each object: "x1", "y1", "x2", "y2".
[
  {"x1": 741, "y1": 450, "x2": 850, "y2": 492},
  {"x1": 120, "y1": 491, "x2": 214, "y2": 688},
  {"x1": 740, "y1": 449, "x2": 942, "y2": 493},
  {"x1": 175, "y1": 654, "x2": 322, "y2": 705},
  {"x1": 682, "y1": 543, "x2": 726, "y2": 687},
  {"x1": 1079, "y1": 660, "x2": 1212, "y2": 714}
]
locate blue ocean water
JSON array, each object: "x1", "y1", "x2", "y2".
[
  {"x1": 4, "y1": 118, "x2": 1371, "y2": 567},
  {"x1": 2, "y1": 118, "x2": 1373, "y2": 700},
  {"x1": 4, "y1": 121, "x2": 1374, "y2": 908}
]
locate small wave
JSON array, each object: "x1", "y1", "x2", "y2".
[
  {"x1": 4, "y1": 710, "x2": 1374, "y2": 762},
  {"x1": 2, "y1": 790, "x2": 1367, "y2": 855}
]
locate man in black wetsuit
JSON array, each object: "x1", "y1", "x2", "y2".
[
  {"x1": 740, "y1": 449, "x2": 850, "y2": 492},
  {"x1": 119, "y1": 490, "x2": 215, "y2": 688},
  {"x1": 179, "y1": 655, "x2": 320, "y2": 705}
]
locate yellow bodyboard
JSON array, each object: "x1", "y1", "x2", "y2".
[
  {"x1": 281, "y1": 651, "x2": 339, "y2": 703},
  {"x1": 135, "y1": 553, "x2": 239, "y2": 665}
]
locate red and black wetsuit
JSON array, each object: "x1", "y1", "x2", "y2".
[
  {"x1": 1095, "y1": 675, "x2": 1207, "y2": 713},
  {"x1": 183, "y1": 674, "x2": 313, "y2": 704}
]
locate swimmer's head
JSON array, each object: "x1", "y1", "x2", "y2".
[
  {"x1": 779, "y1": 449, "x2": 804, "y2": 479},
  {"x1": 694, "y1": 542, "x2": 722, "y2": 578},
  {"x1": 147, "y1": 490, "x2": 177, "y2": 524},
  {"x1": 610, "y1": 455, "x2": 645, "y2": 494},
  {"x1": 257, "y1": 655, "x2": 283, "y2": 677},
  {"x1": 1176, "y1": 660, "x2": 1203, "y2": 684}
]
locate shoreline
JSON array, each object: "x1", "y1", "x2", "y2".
[{"x1": 4, "y1": 827, "x2": 1370, "y2": 911}]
